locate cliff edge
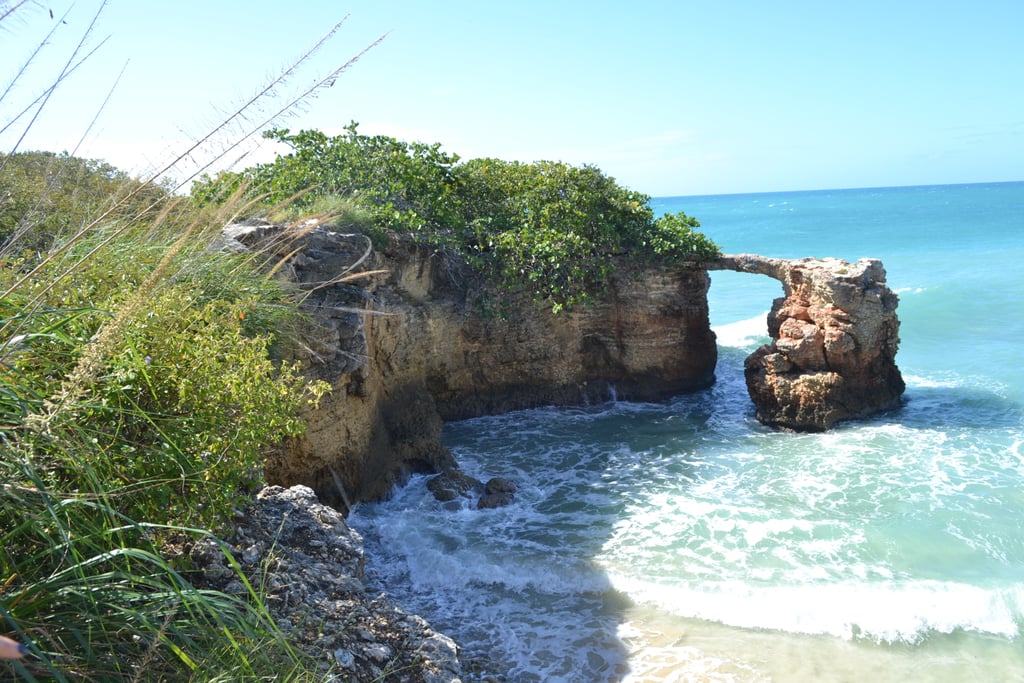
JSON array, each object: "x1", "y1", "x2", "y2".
[{"x1": 224, "y1": 222, "x2": 716, "y2": 510}]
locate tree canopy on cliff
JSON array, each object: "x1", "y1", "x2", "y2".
[
  {"x1": 193, "y1": 123, "x2": 720, "y2": 310},
  {"x1": 0, "y1": 151, "x2": 171, "y2": 254}
]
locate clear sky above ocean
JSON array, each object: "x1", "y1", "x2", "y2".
[{"x1": 2, "y1": 1, "x2": 1023, "y2": 196}]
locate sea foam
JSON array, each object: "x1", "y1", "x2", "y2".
[
  {"x1": 605, "y1": 574, "x2": 1024, "y2": 643},
  {"x1": 712, "y1": 314, "x2": 770, "y2": 349}
]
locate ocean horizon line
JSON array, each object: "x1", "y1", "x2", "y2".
[{"x1": 655, "y1": 178, "x2": 1024, "y2": 202}]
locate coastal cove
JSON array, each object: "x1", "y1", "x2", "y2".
[
  {"x1": 6, "y1": 3, "x2": 1023, "y2": 677},
  {"x1": 343, "y1": 182, "x2": 1024, "y2": 682},
  {"x1": 244, "y1": 220, "x2": 903, "y2": 512}
]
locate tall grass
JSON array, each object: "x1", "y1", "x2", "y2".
[
  {"x1": 0, "y1": 454, "x2": 312, "y2": 682},
  {"x1": 1, "y1": 3, "x2": 377, "y2": 680},
  {"x1": 0, "y1": 171, "x2": 327, "y2": 683}
]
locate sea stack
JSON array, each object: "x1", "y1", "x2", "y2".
[{"x1": 713, "y1": 254, "x2": 905, "y2": 431}]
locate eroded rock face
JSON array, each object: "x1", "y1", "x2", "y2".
[
  {"x1": 227, "y1": 223, "x2": 717, "y2": 510},
  {"x1": 712, "y1": 254, "x2": 905, "y2": 431}
]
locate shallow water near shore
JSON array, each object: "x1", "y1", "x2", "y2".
[{"x1": 349, "y1": 182, "x2": 1024, "y2": 681}]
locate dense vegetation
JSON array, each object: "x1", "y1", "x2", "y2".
[
  {"x1": 1, "y1": 150, "x2": 328, "y2": 681},
  {"x1": 0, "y1": 152, "x2": 170, "y2": 253},
  {"x1": 4, "y1": 13, "x2": 717, "y2": 675},
  {"x1": 194, "y1": 122, "x2": 720, "y2": 311},
  {"x1": 2, "y1": 132, "x2": 717, "y2": 679}
]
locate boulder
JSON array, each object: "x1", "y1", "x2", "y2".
[
  {"x1": 427, "y1": 469, "x2": 485, "y2": 502},
  {"x1": 477, "y1": 477, "x2": 518, "y2": 509}
]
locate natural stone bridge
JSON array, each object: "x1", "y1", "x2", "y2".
[
  {"x1": 223, "y1": 223, "x2": 906, "y2": 508},
  {"x1": 709, "y1": 253, "x2": 905, "y2": 431}
]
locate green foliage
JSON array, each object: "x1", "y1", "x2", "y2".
[
  {"x1": 1, "y1": 155, "x2": 328, "y2": 680},
  {"x1": 0, "y1": 151, "x2": 168, "y2": 254},
  {"x1": 645, "y1": 210, "x2": 721, "y2": 261},
  {"x1": 456, "y1": 158, "x2": 655, "y2": 309},
  {"x1": 194, "y1": 122, "x2": 463, "y2": 235},
  {"x1": 194, "y1": 124, "x2": 722, "y2": 312},
  {"x1": 1, "y1": 223, "x2": 325, "y2": 532},
  {"x1": 0, "y1": 455, "x2": 309, "y2": 682}
]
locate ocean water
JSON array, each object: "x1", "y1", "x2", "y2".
[{"x1": 348, "y1": 182, "x2": 1024, "y2": 682}]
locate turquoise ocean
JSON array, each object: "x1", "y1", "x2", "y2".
[{"x1": 348, "y1": 182, "x2": 1024, "y2": 682}]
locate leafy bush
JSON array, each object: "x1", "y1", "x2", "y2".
[
  {"x1": 646, "y1": 210, "x2": 720, "y2": 261},
  {"x1": 0, "y1": 173, "x2": 327, "y2": 680},
  {"x1": 194, "y1": 123, "x2": 464, "y2": 235},
  {"x1": 1, "y1": 217, "x2": 325, "y2": 532},
  {"x1": 194, "y1": 124, "x2": 722, "y2": 311},
  {"x1": 0, "y1": 151, "x2": 169, "y2": 255},
  {"x1": 456, "y1": 158, "x2": 655, "y2": 309}
]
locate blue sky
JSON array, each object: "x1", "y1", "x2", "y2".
[{"x1": 2, "y1": 0, "x2": 1023, "y2": 196}]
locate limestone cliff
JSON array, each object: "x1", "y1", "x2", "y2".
[
  {"x1": 711, "y1": 254, "x2": 905, "y2": 431},
  {"x1": 224, "y1": 224, "x2": 906, "y2": 507},
  {"x1": 224, "y1": 223, "x2": 717, "y2": 510}
]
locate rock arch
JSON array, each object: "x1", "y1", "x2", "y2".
[
  {"x1": 224, "y1": 223, "x2": 907, "y2": 508},
  {"x1": 709, "y1": 254, "x2": 905, "y2": 431}
]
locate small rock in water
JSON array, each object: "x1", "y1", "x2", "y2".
[
  {"x1": 427, "y1": 468, "x2": 484, "y2": 502},
  {"x1": 484, "y1": 477, "x2": 517, "y2": 494},
  {"x1": 477, "y1": 492, "x2": 514, "y2": 509},
  {"x1": 478, "y1": 476, "x2": 517, "y2": 509}
]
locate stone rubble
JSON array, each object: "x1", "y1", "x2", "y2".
[{"x1": 189, "y1": 485, "x2": 464, "y2": 682}]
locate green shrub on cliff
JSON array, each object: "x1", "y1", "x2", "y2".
[
  {"x1": 193, "y1": 123, "x2": 720, "y2": 311},
  {"x1": 0, "y1": 184, "x2": 326, "y2": 679},
  {"x1": 193, "y1": 123, "x2": 463, "y2": 237},
  {"x1": 456, "y1": 157, "x2": 655, "y2": 310},
  {"x1": 0, "y1": 151, "x2": 170, "y2": 255}
]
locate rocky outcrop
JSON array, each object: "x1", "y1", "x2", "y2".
[
  {"x1": 224, "y1": 222, "x2": 716, "y2": 510},
  {"x1": 426, "y1": 469, "x2": 519, "y2": 510},
  {"x1": 711, "y1": 254, "x2": 905, "y2": 431},
  {"x1": 225, "y1": 223, "x2": 905, "y2": 504},
  {"x1": 189, "y1": 485, "x2": 463, "y2": 682}
]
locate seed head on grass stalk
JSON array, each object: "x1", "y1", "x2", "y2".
[{"x1": 2, "y1": 3, "x2": 384, "y2": 680}]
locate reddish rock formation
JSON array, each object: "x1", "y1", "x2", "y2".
[{"x1": 712, "y1": 254, "x2": 905, "y2": 431}]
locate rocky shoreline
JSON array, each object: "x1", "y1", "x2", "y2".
[
  {"x1": 205, "y1": 224, "x2": 905, "y2": 681},
  {"x1": 191, "y1": 485, "x2": 471, "y2": 682}
]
